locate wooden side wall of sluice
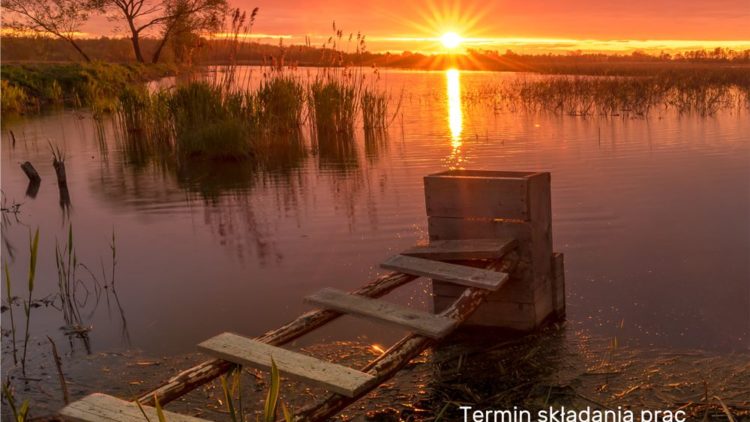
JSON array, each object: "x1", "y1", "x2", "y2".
[{"x1": 426, "y1": 170, "x2": 566, "y2": 330}]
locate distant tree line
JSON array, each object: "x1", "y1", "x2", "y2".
[
  {"x1": 2, "y1": 20, "x2": 750, "y2": 72},
  {"x1": 3, "y1": 34, "x2": 750, "y2": 70},
  {"x1": 1, "y1": 0, "x2": 239, "y2": 63}
]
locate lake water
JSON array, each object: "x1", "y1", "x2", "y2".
[{"x1": 2, "y1": 68, "x2": 749, "y2": 376}]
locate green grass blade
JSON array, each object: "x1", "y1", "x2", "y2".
[
  {"x1": 220, "y1": 375, "x2": 238, "y2": 422},
  {"x1": 28, "y1": 228, "x2": 39, "y2": 292},
  {"x1": 154, "y1": 396, "x2": 167, "y2": 422},
  {"x1": 264, "y1": 358, "x2": 280, "y2": 422},
  {"x1": 281, "y1": 401, "x2": 293, "y2": 422}
]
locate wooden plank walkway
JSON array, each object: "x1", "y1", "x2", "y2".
[
  {"x1": 402, "y1": 238, "x2": 517, "y2": 260},
  {"x1": 305, "y1": 287, "x2": 458, "y2": 338},
  {"x1": 59, "y1": 231, "x2": 528, "y2": 422},
  {"x1": 59, "y1": 393, "x2": 208, "y2": 422},
  {"x1": 198, "y1": 332, "x2": 375, "y2": 397},
  {"x1": 381, "y1": 254, "x2": 509, "y2": 290}
]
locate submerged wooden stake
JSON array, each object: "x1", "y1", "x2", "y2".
[{"x1": 20, "y1": 161, "x2": 41, "y2": 183}]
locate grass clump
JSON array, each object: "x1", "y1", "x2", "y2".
[
  {"x1": 361, "y1": 88, "x2": 388, "y2": 133},
  {"x1": 256, "y1": 73, "x2": 305, "y2": 134},
  {"x1": 309, "y1": 75, "x2": 359, "y2": 140},
  {"x1": 1, "y1": 80, "x2": 29, "y2": 114},
  {"x1": 116, "y1": 85, "x2": 173, "y2": 164},
  {"x1": 116, "y1": 72, "x2": 310, "y2": 162},
  {"x1": 168, "y1": 82, "x2": 254, "y2": 160}
]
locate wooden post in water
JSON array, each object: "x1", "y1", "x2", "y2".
[{"x1": 425, "y1": 170, "x2": 565, "y2": 330}]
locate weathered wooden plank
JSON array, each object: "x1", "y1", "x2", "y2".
[
  {"x1": 427, "y1": 217, "x2": 533, "y2": 244},
  {"x1": 401, "y1": 238, "x2": 517, "y2": 260},
  {"x1": 197, "y1": 333, "x2": 374, "y2": 397},
  {"x1": 59, "y1": 393, "x2": 207, "y2": 422},
  {"x1": 305, "y1": 288, "x2": 458, "y2": 339},
  {"x1": 424, "y1": 170, "x2": 545, "y2": 220},
  {"x1": 381, "y1": 255, "x2": 508, "y2": 291}
]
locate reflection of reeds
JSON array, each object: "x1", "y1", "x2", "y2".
[
  {"x1": 4, "y1": 262, "x2": 18, "y2": 364},
  {"x1": 55, "y1": 226, "x2": 85, "y2": 334}
]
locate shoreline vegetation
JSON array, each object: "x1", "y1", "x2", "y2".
[
  {"x1": 1, "y1": 29, "x2": 749, "y2": 160},
  {"x1": 113, "y1": 32, "x2": 393, "y2": 162},
  {"x1": 1, "y1": 62, "x2": 179, "y2": 113},
  {"x1": 2, "y1": 58, "x2": 748, "y2": 120},
  {"x1": 3, "y1": 30, "x2": 750, "y2": 119}
]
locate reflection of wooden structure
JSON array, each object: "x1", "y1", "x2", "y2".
[{"x1": 59, "y1": 170, "x2": 566, "y2": 421}]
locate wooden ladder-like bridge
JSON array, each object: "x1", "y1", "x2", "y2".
[{"x1": 58, "y1": 170, "x2": 566, "y2": 422}]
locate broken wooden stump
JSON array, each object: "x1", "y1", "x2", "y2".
[
  {"x1": 21, "y1": 161, "x2": 41, "y2": 198},
  {"x1": 21, "y1": 161, "x2": 40, "y2": 183}
]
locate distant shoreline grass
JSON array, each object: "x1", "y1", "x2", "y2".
[{"x1": 0, "y1": 62, "x2": 179, "y2": 114}]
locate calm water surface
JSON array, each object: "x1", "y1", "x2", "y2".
[{"x1": 2, "y1": 69, "x2": 749, "y2": 365}]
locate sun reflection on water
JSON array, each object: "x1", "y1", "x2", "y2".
[{"x1": 446, "y1": 69, "x2": 465, "y2": 168}]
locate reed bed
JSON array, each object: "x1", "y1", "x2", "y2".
[
  {"x1": 115, "y1": 67, "x2": 390, "y2": 162},
  {"x1": 465, "y1": 70, "x2": 750, "y2": 117},
  {"x1": 104, "y1": 15, "x2": 391, "y2": 164},
  {"x1": 309, "y1": 75, "x2": 359, "y2": 140}
]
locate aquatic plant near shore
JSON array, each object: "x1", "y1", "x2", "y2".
[
  {"x1": 2, "y1": 380, "x2": 30, "y2": 422},
  {"x1": 309, "y1": 76, "x2": 359, "y2": 140},
  {"x1": 117, "y1": 85, "x2": 173, "y2": 164},
  {"x1": 361, "y1": 88, "x2": 388, "y2": 133},
  {"x1": 217, "y1": 359, "x2": 293, "y2": 422},
  {"x1": 21, "y1": 228, "x2": 39, "y2": 375},
  {"x1": 256, "y1": 73, "x2": 305, "y2": 134},
  {"x1": 116, "y1": 73, "x2": 310, "y2": 161},
  {"x1": 169, "y1": 82, "x2": 254, "y2": 159}
]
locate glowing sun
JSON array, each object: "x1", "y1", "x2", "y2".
[{"x1": 440, "y1": 32, "x2": 463, "y2": 49}]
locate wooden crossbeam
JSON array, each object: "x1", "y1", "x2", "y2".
[
  {"x1": 305, "y1": 287, "x2": 457, "y2": 339},
  {"x1": 381, "y1": 255, "x2": 509, "y2": 291},
  {"x1": 198, "y1": 333, "x2": 375, "y2": 397},
  {"x1": 60, "y1": 393, "x2": 208, "y2": 422},
  {"x1": 401, "y1": 238, "x2": 517, "y2": 260}
]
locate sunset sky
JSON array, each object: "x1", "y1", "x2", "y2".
[{"x1": 89, "y1": 0, "x2": 750, "y2": 53}]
